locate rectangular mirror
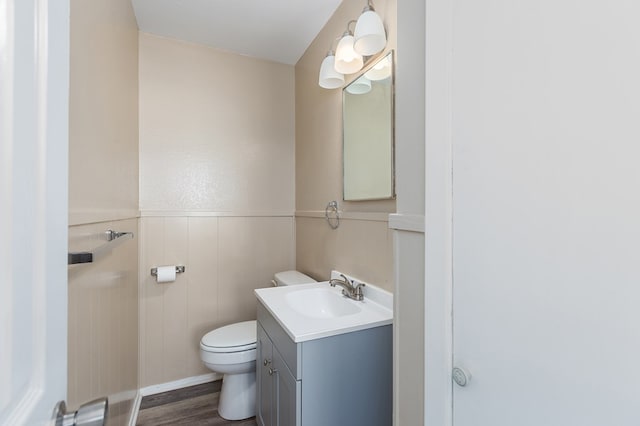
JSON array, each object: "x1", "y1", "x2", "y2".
[{"x1": 343, "y1": 51, "x2": 394, "y2": 201}]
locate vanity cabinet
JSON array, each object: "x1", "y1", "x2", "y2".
[
  {"x1": 256, "y1": 302, "x2": 392, "y2": 426},
  {"x1": 257, "y1": 323, "x2": 274, "y2": 426},
  {"x1": 257, "y1": 322, "x2": 300, "y2": 426}
]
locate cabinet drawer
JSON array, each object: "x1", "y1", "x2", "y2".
[{"x1": 257, "y1": 302, "x2": 301, "y2": 379}]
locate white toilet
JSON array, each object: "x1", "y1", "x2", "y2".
[{"x1": 199, "y1": 270, "x2": 316, "y2": 420}]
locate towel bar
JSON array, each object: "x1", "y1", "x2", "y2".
[{"x1": 68, "y1": 230, "x2": 134, "y2": 265}]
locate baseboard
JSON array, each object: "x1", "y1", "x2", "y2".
[
  {"x1": 140, "y1": 373, "x2": 222, "y2": 397},
  {"x1": 127, "y1": 391, "x2": 142, "y2": 426},
  {"x1": 108, "y1": 389, "x2": 138, "y2": 405}
]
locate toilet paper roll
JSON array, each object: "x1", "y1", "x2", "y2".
[{"x1": 156, "y1": 266, "x2": 176, "y2": 283}]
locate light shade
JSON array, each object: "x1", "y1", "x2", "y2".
[
  {"x1": 364, "y1": 55, "x2": 391, "y2": 81},
  {"x1": 334, "y1": 33, "x2": 363, "y2": 74},
  {"x1": 346, "y1": 77, "x2": 372, "y2": 95},
  {"x1": 318, "y1": 55, "x2": 345, "y2": 89},
  {"x1": 354, "y1": 9, "x2": 386, "y2": 56}
]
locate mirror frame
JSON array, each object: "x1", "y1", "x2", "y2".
[{"x1": 342, "y1": 50, "x2": 395, "y2": 201}]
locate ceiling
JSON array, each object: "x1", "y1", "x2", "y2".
[{"x1": 131, "y1": 0, "x2": 344, "y2": 65}]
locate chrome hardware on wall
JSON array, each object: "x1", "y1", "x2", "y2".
[
  {"x1": 325, "y1": 200, "x2": 340, "y2": 229},
  {"x1": 150, "y1": 265, "x2": 186, "y2": 276},
  {"x1": 53, "y1": 397, "x2": 108, "y2": 426},
  {"x1": 68, "y1": 230, "x2": 134, "y2": 265}
]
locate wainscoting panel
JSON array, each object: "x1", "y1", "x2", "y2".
[
  {"x1": 139, "y1": 215, "x2": 295, "y2": 387},
  {"x1": 68, "y1": 218, "x2": 139, "y2": 425},
  {"x1": 295, "y1": 216, "x2": 394, "y2": 292}
]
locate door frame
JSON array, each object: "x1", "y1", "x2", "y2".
[{"x1": 423, "y1": 0, "x2": 454, "y2": 424}]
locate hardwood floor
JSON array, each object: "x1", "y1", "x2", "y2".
[{"x1": 136, "y1": 381, "x2": 258, "y2": 426}]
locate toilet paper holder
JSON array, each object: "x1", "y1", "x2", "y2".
[{"x1": 150, "y1": 265, "x2": 186, "y2": 276}]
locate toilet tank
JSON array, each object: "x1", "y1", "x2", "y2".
[{"x1": 272, "y1": 270, "x2": 316, "y2": 287}]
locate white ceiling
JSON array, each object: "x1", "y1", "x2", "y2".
[{"x1": 131, "y1": 0, "x2": 344, "y2": 65}]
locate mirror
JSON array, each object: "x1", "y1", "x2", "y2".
[{"x1": 342, "y1": 51, "x2": 394, "y2": 201}]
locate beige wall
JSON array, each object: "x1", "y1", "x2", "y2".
[
  {"x1": 139, "y1": 33, "x2": 295, "y2": 213},
  {"x1": 138, "y1": 216, "x2": 294, "y2": 386},
  {"x1": 69, "y1": 0, "x2": 139, "y2": 225},
  {"x1": 294, "y1": 0, "x2": 396, "y2": 288},
  {"x1": 138, "y1": 34, "x2": 296, "y2": 387},
  {"x1": 68, "y1": 220, "x2": 139, "y2": 425},
  {"x1": 296, "y1": 216, "x2": 393, "y2": 290},
  {"x1": 68, "y1": 0, "x2": 139, "y2": 424}
]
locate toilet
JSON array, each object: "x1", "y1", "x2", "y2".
[{"x1": 199, "y1": 270, "x2": 316, "y2": 420}]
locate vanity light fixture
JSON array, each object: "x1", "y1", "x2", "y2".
[
  {"x1": 319, "y1": 39, "x2": 345, "y2": 89},
  {"x1": 317, "y1": 0, "x2": 387, "y2": 89},
  {"x1": 354, "y1": 1, "x2": 387, "y2": 56},
  {"x1": 334, "y1": 20, "x2": 363, "y2": 75}
]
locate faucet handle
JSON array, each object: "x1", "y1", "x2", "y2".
[{"x1": 354, "y1": 282, "x2": 365, "y2": 300}]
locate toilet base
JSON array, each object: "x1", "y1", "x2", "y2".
[{"x1": 218, "y1": 371, "x2": 256, "y2": 420}]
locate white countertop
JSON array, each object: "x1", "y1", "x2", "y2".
[{"x1": 254, "y1": 278, "x2": 393, "y2": 343}]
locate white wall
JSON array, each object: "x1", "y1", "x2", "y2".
[
  {"x1": 393, "y1": 0, "x2": 426, "y2": 424},
  {"x1": 1, "y1": 0, "x2": 69, "y2": 423},
  {"x1": 425, "y1": 0, "x2": 640, "y2": 424},
  {"x1": 422, "y1": 0, "x2": 453, "y2": 423}
]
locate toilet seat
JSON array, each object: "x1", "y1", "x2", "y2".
[
  {"x1": 197, "y1": 271, "x2": 316, "y2": 421},
  {"x1": 201, "y1": 320, "x2": 256, "y2": 353}
]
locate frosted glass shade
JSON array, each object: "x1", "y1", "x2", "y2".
[
  {"x1": 346, "y1": 77, "x2": 372, "y2": 95},
  {"x1": 364, "y1": 55, "x2": 391, "y2": 81},
  {"x1": 354, "y1": 10, "x2": 386, "y2": 56},
  {"x1": 318, "y1": 55, "x2": 345, "y2": 89},
  {"x1": 334, "y1": 34, "x2": 363, "y2": 74}
]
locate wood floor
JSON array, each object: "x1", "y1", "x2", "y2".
[{"x1": 136, "y1": 381, "x2": 258, "y2": 426}]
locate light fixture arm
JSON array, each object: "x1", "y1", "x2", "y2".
[
  {"x1": 325, "y1": 36, "x2": 343, "y2": 57},
  {"x1": 364, "y1": 0, "x2": 375, "y2": 12},
  {"x1": 344, "y1": 20, "x2": 357, "y2": 36}
]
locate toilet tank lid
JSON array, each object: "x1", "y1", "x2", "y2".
[
  {"x1": 201, "y1": 320, "x2": 256, "y2": 349},
  {"x1": 274, "y1": 270, "x2": 317, "y2": 286}
]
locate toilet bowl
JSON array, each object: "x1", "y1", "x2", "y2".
[
  {"x1": 199, "y1": 270, "x2": 316, "y2": 421},
  {"x1": 200, "y1": 321, "x2": 257, "y2": 420}
]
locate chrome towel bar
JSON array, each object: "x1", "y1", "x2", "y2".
[{"x1": 68, "y1": 230, "x2": 134, "y2": 265}]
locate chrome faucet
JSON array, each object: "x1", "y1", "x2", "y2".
[{"x1": 329, "y1": 273, "x2": 365, "y2": 301}]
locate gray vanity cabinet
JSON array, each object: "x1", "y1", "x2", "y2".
[
  {"x1": 257, "y1": 322, "x2": 301, "y2": 426},
  {"x1": 256, "y1": 302, "x2": 392, "y2": 426},
  {"x1": 257, "y1": 323, "x2": 274, "y2": 426}
]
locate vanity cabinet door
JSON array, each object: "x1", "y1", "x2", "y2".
[
  {"x1": 257, "y1": 323, "x2": 274, "y2": 426},
  {"x1": 273, "y1": 347, "x2": 301, "y2": 426}
]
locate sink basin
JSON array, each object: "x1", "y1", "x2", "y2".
[
  {"x1": 255, "y1": 273, "x2": 393, "y2": 343},
  {"x1": 285, "y1": 287, "x2": 362, "y2": 319}
]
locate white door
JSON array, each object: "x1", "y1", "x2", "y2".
[
  {"x1": 0, "y1": 0, "x2": 69, "y2": 425},
  {"x1": 452, "y1": 0, "x2": 640, "y2": 425}
]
